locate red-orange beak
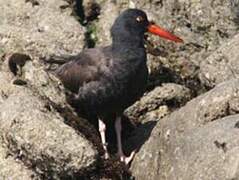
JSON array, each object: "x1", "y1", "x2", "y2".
[{"x1": 147, "y1": 23, "x2": 183, "y2": 43}]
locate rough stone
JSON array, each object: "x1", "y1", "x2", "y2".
[
  {"x1": 131, "y1": 0, "x2": 238, "y2": 63},
  {"x1": 0, "y1": 34, "x2": 98, "y2": 179},
  {"x1": 0, "y1": 0, "x2": 85, "y2": 58},
  {"x1": 199, "y1": 33, "x2": 239, "y2": 88},
  {"x1": 130, "y1": 79, "x2": 239, "y2": 180},
  {"x1": 0, "y1": 85, "x2": 97, "y2": 178},
  {"x1": 125, "y1": 83, "x2": 191, "y2": 123},
  {"x1": 0, "y1": 140, "x2": 39, "y2": 180}
]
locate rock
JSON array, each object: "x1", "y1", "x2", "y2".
[
  {"x1": 0, "y1": 140, "x2": 39, "y2": 180},
  {"x1": 0, "y1": 23, "x2": 98, "y2": 177},
  {"x1": 0, "y1": 0, "x2": 116, "y2": 178},
  {"x1": 0, "y1": 0, "x2": 144, "y2": 178},
  {"x1": 131, "y1": 0, "x2": 238, "y2": 63},
  {"x1": 0, "y1": 69, "x2": 97, "y2": 178},
  {"x1": 199, "y1": 33, "x2": 239, "y2": 88},
  {"x1": 125, "y1": 83, "x2": 191, "y2": 164},
  {"x1": 23, "y1": 60, "x2": 67, "y2": 105},
  {"x1": 160, "y1": 115, "x2": 239, "y2": 180},
  {"x1": 125, "y1": 83, "x2": 191, "y2": 123},
  {"x1": 0, "y1": 0, "x2": 85, "y2": 58},
  {"x1": 156, "y1": 115, "x2": 239, "y2": 180},
  {"x1": 131, "y1": 79, "x2": 239, "y2": 180}
]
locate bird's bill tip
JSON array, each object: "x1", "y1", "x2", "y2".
[{"x1": 147, "y1": 24, "x2": 183, "y2": 43}]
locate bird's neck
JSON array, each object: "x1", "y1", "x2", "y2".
[
  {"x1": 111, "y1": 34, "x2": 146, "y2": 63},
  {"x1": 112, "y1": 34, "x2": 145, "y2": 50}
]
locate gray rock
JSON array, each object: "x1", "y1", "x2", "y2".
[
  {"x1": 125, "y1": 83, "x2": 191, "y2": 123},
  {"x1": 0, "y1": 0, "x2": 85, "y2": 58},
  {"x1": 0, "y1": 54, "x2": 98, "y2": 178},
  {"x1": 159, "y1": 115, "x2": 239, "y2": 180},
  {"x1": 0, "y1": 0, "x2": 102, "y2": 178},
  {"x1": 0, "y1": 83, "x2": 97, "y2": 178},
  {"x1": 199, "y1": 33, "x2": 239, "y2": 88},
  {"x1": 23, "y1": 60, "x2": 67, "y2": 105},
  {"x1": 125, "y1": 83, "x2": 191, "y2": 155},
  {"x1": 132, "y1": 0, "x2": 238, "y2": 63},
  {"x1": 131, "y1": 79, "x2": 239, "y2": 180},
  {"x1": 0, "y1": 140, "x2": 39, "y2": 180}
]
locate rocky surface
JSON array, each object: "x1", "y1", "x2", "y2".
[
  {"x1": 0, "y1": 88, "x2": 97, "y2": 178},
  {"x1": 199, "y1": 33, "x2": 239, "y2": 88},
  {"x1": 125, "y1": 83, "x2": 191, "y2": 123},
  {"x1": 0, "y1": 139, "x2": 39, "y2": 180},
  {"x1": 130, "y1": 79, "x2": 239, "y2": 180},
  {"x1": 0, "y1": 0, "x2": 98, "y2": 179},
  {"x1": 0, "y1": 56, "x2": 98, "y2": 179},
  {"x1": 0, "y1": 0, "x2": 85, "y2": 58},
  {"x1": 1, "y1": 0, "x2": 239, "y2": 179}
]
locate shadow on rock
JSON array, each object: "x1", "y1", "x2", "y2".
[{"x1": 125, "y1": 121, "x2": 157, "y2": 154}]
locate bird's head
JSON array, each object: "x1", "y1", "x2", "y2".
[{"x1": 111, "y1": 9, "x2": 183, "y2": 47}]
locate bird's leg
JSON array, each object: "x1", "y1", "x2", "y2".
[
  {"x1": 115, "y1": 117, "x2": 135, "y2": 164},
  {"x1": 98, "y1": 119, "x2": 109, "y2": 159}
]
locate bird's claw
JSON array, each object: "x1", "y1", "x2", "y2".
[
  {"x1": 118, "y1": 150, "x2": 136, "y2": 165},
  {"x1": 104, "y1": 152, "x2": 109, "y2": 159}
]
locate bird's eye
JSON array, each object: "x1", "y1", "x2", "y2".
[{"x1": 136, "y1": 16, "x2": 144, "y2": 22}]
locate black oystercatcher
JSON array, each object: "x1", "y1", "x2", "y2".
[{"x1": 55, "y1": 9, "x2": 183, "y2": 164}]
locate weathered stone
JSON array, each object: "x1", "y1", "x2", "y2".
[
  {"x1": 0, "y1": 140, "x2": 39, "y2": 180},
  {"x1": 0, "y1": 0, "x2": 85, "y2": 58},
  {"x1": 125, "y1": 83, "x2": 191, "y2": 123},
  {"x1": 131, "y1": 0, "x2": 238, "y2": 63},
  {"x1": 199, "y1": 33, "x2": 239, "y2": 88},
  {"x1": 131, "y1": 79, "x2": 239, "y2": 180},
  {"x1": 0, "y1": 53, "x2": 99, "y2": 178},
  {"x1": 0, "y1": 86, "x2": 97, "y2": 178}
]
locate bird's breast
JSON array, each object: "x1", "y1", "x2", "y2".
[{"x1": 103, "y1": 59, "x2": 148, "y2": 113}]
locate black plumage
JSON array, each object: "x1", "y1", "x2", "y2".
[
  {"x1": 54, "y1": 8, "x2": 183, "y2": 164},
  {"x1": 56, "y1": 10, "x2": 148, "y2": 118}
]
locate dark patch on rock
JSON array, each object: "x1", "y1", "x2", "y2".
[
  {"x1": 65, "y1": 0, "x2": 100, "y2": 25},
  {"x1": 83, "y1": 1, "x2": 101, "y2": 23},
  {"x1": 25, "y1": 0, "x2": 40, "y2": 6},
  {"x1": 126, "y1": 121, "x2": 157, "y2": 154},
  {"x1": 214, "y1": 140, "x2": 227, "y2": 153},
  {"x1": 235, "y1": 121, "x2": 239, "y2": 128},
  {"x1": 12, "y1": 79, "x2": 27, "y2": 86},
  {"x1": 8, "y1": 53, "x2": 31, "y2": 76},
  {"x1": 63, "y1": 0, "x2": 101, "y2": 48}
]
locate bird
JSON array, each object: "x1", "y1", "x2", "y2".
[{"x1": 53, "y1": 8, "x2": 183, "y2": 164}]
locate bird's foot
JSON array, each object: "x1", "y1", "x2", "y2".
[
  {"x1": 103, "y1": 144, "x2": 109, "y2": 159},
  {"x1": 118, "y1": 150, "x2": 136, "y2": 165},
  {"x1": 104, "y1": 151, "x2": 109, "y2": 159}
]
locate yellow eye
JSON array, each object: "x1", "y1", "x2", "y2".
[{"x1": 136, "y1": 16, "x2": 144, "y2": 22}]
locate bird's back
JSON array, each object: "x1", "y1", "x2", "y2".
[
  {"x1": 56, "y1": 47, "x2": 113, "y2": 93},
  {"x1": 56, "y1": 46, "x2": 148, "y2": 118}
]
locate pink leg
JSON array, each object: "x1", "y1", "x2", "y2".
[
  {"x1": 115, "y1": 117, "x2": 135, "y2": 164},
  {"x1": 98, "y1": 119, "x2": 109, "y2": 159}
]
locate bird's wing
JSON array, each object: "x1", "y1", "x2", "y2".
[{"x1": 56, "y1": 47, "x2": 113, "y2": 93}]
